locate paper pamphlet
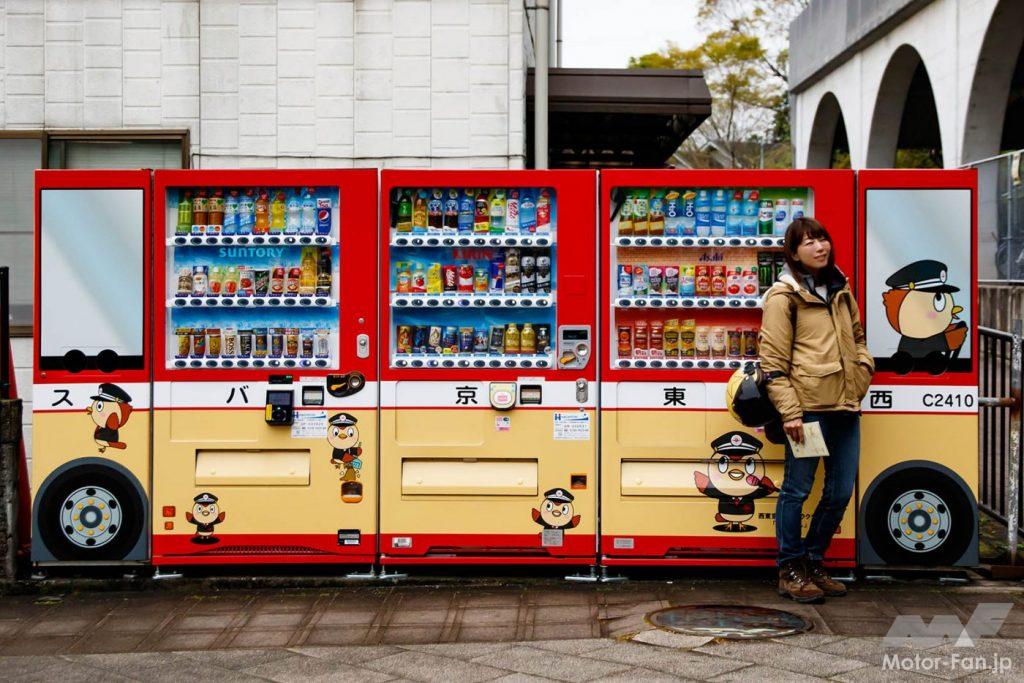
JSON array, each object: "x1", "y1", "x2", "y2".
[{"x1": 787, "y1": 421, "x2": 830, "y2": 458}]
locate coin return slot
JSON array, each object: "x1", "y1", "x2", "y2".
[{"x1": 519, "y1": 384, "x2": 543, "y2": 405}]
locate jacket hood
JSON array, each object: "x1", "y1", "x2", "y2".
[{"x1": 761, "y1": 264, "x2": 849, "y2": 306}]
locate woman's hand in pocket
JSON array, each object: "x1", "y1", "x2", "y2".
[{"x1": 784, "y1": 418, "x2": 804, "y2": 444}]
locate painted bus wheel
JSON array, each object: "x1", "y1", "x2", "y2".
[
  {"x1": 864, "y1": 467, "x2": 972, "y2": 566},
  {"x1": 36, "y1": 464, "x2": 145, "y2": 561}
]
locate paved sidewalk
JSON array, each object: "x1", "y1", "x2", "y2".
[{"x1": 3, "y1": 579, "x2": 1024, "y2": 680}]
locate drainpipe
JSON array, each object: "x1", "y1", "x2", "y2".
[
  {"x1": 534, "y1": 0, "x2": 550, "y2": 169},
  {"x1": 556, "y1": 0, "x2": 563, "y2": 67}
]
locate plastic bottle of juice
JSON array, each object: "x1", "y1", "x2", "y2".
[
  {"x1": 176, "y1": 191, "x2": 192, "y2": 235},
  {"x1": 412, "y1": 190, "x2": 428, "y2": 233},
  {"x1": 238, "y1": 189, "x2": 255, "y2": 235},
  {"x1": 396, "y1": 190, "x2": 413, "y2": 233},
  {"x1": 300, "y1": 188, "x2": 316, "y2": 235},
  {"x1": 286, "y1": 189, "x2": 302, "y2": 235},
  {"x1": 270, "y1": 190, "x2": 286, "y2": 234},
  {"x1": 192, "y1": 189, "x2": 208, "y2": 230},
  {"x1": 299, "y1": 246, "x2": 317, "y2": 295},
  {"x1": 222, "y1": 190, "x2": 238, "y2": 236},
  {"x1": 489, "y1": 189, "x2": 506, "y2": 234},
  {"x1": 254, "y1": 189, "x2": 270, "y2": 234},
  {"x1": 208, "y1": 190, "x2": 225, "y2": 234},
  {"x1": 474, "y1": 190, "x2": 490, "y2": 233}
]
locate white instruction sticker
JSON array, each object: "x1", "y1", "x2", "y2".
[
  {"x1": 291, "y1": 410, "x2": 328, "y2": 439},
  {"x1": 553, "y1": 411, "x2": 590, "y2": 441}
]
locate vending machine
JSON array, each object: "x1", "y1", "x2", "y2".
[
  {"x1": 150, "y1": 169, "x2": 378, "y2": 567},
  {"x1": 598, "y1": 169, "x2": 857, "y2": 568},
  {"x1": 855, "y1": 169, "x2": 979, "y2": 568},
  {"x1": 378, "y1": 170, "x2": 598, "y2": 567},
  {"x1": 31, "y1": 170, "x2": 153, "y2": 565}
]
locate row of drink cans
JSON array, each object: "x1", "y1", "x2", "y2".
[
  {"x1": 395, "y1": 248, "x2": 551, "y2": 295},
  {"x1": 396, "y1": 322, "x2": 551, "y2": 356},
  {"x1": 617, "y1": 319, "x2": 759, "y2": 360},
  {"x1": 174, "y1": 326, "x2": 331, "y2": 360}
]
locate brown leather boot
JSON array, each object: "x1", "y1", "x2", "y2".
[
  {"x1": 805, "y1": 559, "x2": 847, "y2": 597},
  {"x1": 778, "y1": 558, "x2": 824, "y2": 603}
]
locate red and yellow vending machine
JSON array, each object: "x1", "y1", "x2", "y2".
[
  {"x1": 855, "y1": 169, "x2": 979, "y2": 568},
  {"x1": 378, "y1": 170, "x2": 598, "y2": 568},
  {"x1": 31, "y1": 170, "x2": 153, "y2": 565},
  {"x1": 598, "y1": 169, "x2": 857, "y2": 568},
  {"x1": 150, "y1": 169, "x2": 378, "y2": 568}
]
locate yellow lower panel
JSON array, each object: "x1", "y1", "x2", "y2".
[
  {"x1": 152, "y1": 408, "x2": 377, "y2": 538},
  {"x1": 381, "y1": 408, "x2": 596, "y2": 536}
]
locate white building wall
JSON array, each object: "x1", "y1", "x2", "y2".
[
  {"x1": 1, "y1": 0, "x2": 528, "y2": 479},
  {"x1": 792, "y1": 0, "x2": 1001, "y2": 169}
]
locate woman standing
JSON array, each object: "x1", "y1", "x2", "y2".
[{"x1": 759, "y1": 217, "x2": 874, "y2": 603}]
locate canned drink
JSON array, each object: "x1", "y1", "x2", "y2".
[
  {"x1": 489, "y1": 257, "x2": 505, "y2": 293},
  {"x1": 634, "y1": 319, "x2": 649, "y2": 358},
  {"x1": 504, "y1": 248, "x2": 521, "y2": 294},
  {"x1": 458, "y1": 327, "x2": 474, "y2": 353},
  {"x1": 521, "y1": 254, "x2": 536, "y2": 293},
  {"x1": 710, "y1": 265, "x2": 727, "y2": 297},
  {"x1": 426, "y1": 326, "x2": 442, "y2": 353},
  {"x1": 710, "y1": 326, "x2": 727, "y2": 359},
  {"x1": 536, "y1": 324, "x2": 551, "y2": 353},
  {"x1": 270, "y1": 266, "x2": 286, "y2": 296},
  {"x1": 663, "y1": 320, "x2": 680, "y2": 358},
  {"x1": 237, "y1": 329, "x2": 253, "y2": 358},
  {"x1": 680, "y1": 265, "x2": 696, "y2": 296},
  {"x1": 617, "y1": 325, "x2": 633, "y2": 358},
  {"x1": 270, "y1": 328, "x2": 284, "y2": 358},
  {"x1": 536, "y1": 254, "x2": 551, "y2": 293},
  {"x1": 680, "y1": 320, "x2": 696, "y2": 358},
  {"x1": 412, "y1": 325, "x2": 429, "y2": 353},
  {"x1": 663, "y1": 266, "x2": 679, "y2": 295},
  {"x1": 286, "y1": 267, "x2": 301, "y2": 296},
  {"x1": 253, "y1": 327, "x2": 268, "y2": 358},
  {"x1": 191, "y1": 265, "x2": 208, "y2": 297},
  {"x1": 617, "y1": 264, "x2": 633, "y2": 297},
  {"x1": 315, "y1": 328, "x2": 331, "y2": 358},
  {"x1": 473, "y1": 328, "x2": 488, "y2": 353},
  {"x1": 649, "y1": 321, "x2": 664, "y2": 358},
  {"x1": 316, "y1": 197, "x2": 332, "y2": 235},
  {"x1": 442, "y1": 326, "x2": 459, "y2": 354},
  {"x1": 791, "y1": 198, "x2": 805, "y2": 220},
  {"x1": 694, "y1": 265, "x2": 711, "y2": 297},
  {"x1": 728, "y1": 328, "x2": 742, "y2": 358},
  {"x1": 632, "y1": 265, "x2": 649, "y2": 296},
  {"x1": 442, "y1": 264, "x2": 458, "y2": 292},
  {"x1": 222, "y1": 327, "x2": 237, "y2": 358},
  {"x1": 473, "y1": 268, "x2": 488, "y2": 293},
  {"x1": 397, "y1": 325, "x2": 412, "y2": 353},
  {"x1": 757, "y1": 252, "x2": 774, "y2": 293},
  {"x1": 648, "y1": 266, "x2": 664, "y2": 296},
  {"x1": 285, "y1": 328, "x2": 300, "y2": 358},
  {"x1": 176, "y1": 268, "x2": 192, "y2": 298},
  {"x1": 191, "y1": 328, "x2": 206, "y2": 358},
  {"x1": 773, "y1": 252, "x2": 786, "y2": 282},
  {"x1": 239, "y1": 267, "x2": 255, "y2": 297},
  {"x1": 694, "y1": 325, "x2": 710, "y2": 359},
  {"x1": 489, "y1": 325, "x2": 505, "y2": 354},
  {"x1": 457, "y1": 263, "x2": 474, "y2": 293},
  {"x1": 175, "y1": 328, "x2": 191, "y2": 358},
  {"x1": 743, "y1": 328, "x2": 759, "y2": 357}
]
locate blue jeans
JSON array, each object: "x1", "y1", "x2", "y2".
[{"x1": 775, "y1": 411, "x2": 860, "y2": 565}]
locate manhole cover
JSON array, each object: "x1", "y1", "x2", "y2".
[{"x1": 647, "y1": 604, "x2": 812, "y2": 640}]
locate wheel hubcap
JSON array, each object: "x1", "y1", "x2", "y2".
[
  {"x1": 888, "y1": 489, "x2": 950, "y2": 553},
  {"x1": 59, "y1": 486, "x2": 122, "y2": 548}
]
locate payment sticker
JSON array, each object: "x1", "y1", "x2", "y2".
[
  {"x1": 291, "y1": 410, "x2": 327, "y2": 439},
  {"x1": 553, "y1": 411, "x2": 590, "y2": 441},
  {"x1": 495, "y1": 415, "x2": 511, "y2": 432}
]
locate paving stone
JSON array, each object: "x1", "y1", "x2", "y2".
[
  {"x1": 601, "y1": 612, "x2": 650, "y2": 638},
  {"x1": 14, "y1": 658, "x2": 138, "y2": 682},
  {"x1": 0, "y1": 619, "x2": 23, "y2": 638},
  {"x1": 463, "y1": 592, "x2": 523, "y2": 607},
  {"x1": 457, "y1": 626, "x2": 520, "y2": 642},
  {"x1": 769, "y1": 632, "x2": 846, "y2": 649},
  {"x1": 71, "y1": 650, "x2": 191, "y2": 675},
  {"x1": 243, "y1": 653, "x2": 395, "y2": 682},
  {"x1": 246, "y1": 612, "x2": 308, "y2": 629},
  {"x1": 832, "y1": 663, "x2": 953, "y2": 682},
  {"x1": 0, "y1": 635, "x2": 80, "y2": 655},
  {"x1": 530, "y1": 621, "x2": 598, "y2": 640},
  {"x1": 600, "y1": 591, "x2": 661, "y2": 605},
  {"x1": 488, "y1": 674, "x2": 555, "y2": 683},
  {"x1": 709, "y1": 663, "x2": 829, "y2": 682},
  {"x1": 98, "y1": 613, "x2": 167, "y2": 633},
  {"x1": 68, "y1": 630, "x2": 149, "y2": 654},
  {"x1": 825, "y1": 619, "x2": 898, "y2": 637},
  {"x1": 471, "y1": 645, "x2": 630, "y2": 682},
  {"x1": 303, "y1": 626, "x2": 372, "y2": 646},
  {"x1": 400, "y1": 641, "x2": 515, "y2": 659},
  {"x1": 395, "y1": 593, "x2": 454, "y2": 611},
  {"x1": 532, "y1": 604, "x2": 594, "y2": 624},
  {"x1": 147, "y1": 630, "x2": 223, "y2": 651},
  {"x1": 524, "y1": 590, "x2": 595, "y2": 606},
  {"x1": 388, "y1": 609, "x2": 449, "y2": 626},
  {"x1": 629, "y1": 629, "x2": 715, "y2": 649},
  {"x1": 25, "y1": 618, "x2": 95, "y2": 636},
  {"x1": 378, "y1": 625, "x2": 445, "y2": 644},
  {"x1": 287, "y1": 645, "x2": 405, "y2": 664},
  {"x1": 583, "y1": 641, "x2": 749, "y2": 679},
  {"x1": 524, "y1": 638, "x2": 614, "y2": 655},
  {"x1": 590, "y1": 667, "x2": 695, "y2": 682},
  {"x1": 363, "y1": 649, "x2": 509, "y2": 682},
  {"x1": 0, "y1": 654, "x2": 66, "y2": 678},
  {"x1": 603, "y1": 600, "x2": 667, "y2": 619},
  {"x1": 136, "y1": 657, "x2": 257, "y2": 683},
  {"x1": 695, "y1": 639, "x2": 868, "y2": 678},
  {"x1": 179, "y1": 647, "x2": 296, "y2": 670},
  {"x1": 171, "y1": 614, "x2": 237, "y2": 631}
]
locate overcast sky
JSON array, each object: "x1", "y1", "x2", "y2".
[{"x1": 560, "y1": 0, "x2": 704, "y2": 68}]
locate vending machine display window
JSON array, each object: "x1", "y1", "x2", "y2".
[
  {"x1": 608, "y1": 186, "x2": 812, "y2": 371},
  {"x1": 386, "y1": 187, "x2": 558, "y2": 370},
  {"x1": 162, "y1": 186, "x2": 341, "y2": 370}
]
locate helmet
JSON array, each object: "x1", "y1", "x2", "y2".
[{"x1": 726, "y1": 365, "x2": 781, "y2": 429}]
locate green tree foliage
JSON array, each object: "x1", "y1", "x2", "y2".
[{"x1": 630, "y1": 0, "x2": 808, "y2": 168}]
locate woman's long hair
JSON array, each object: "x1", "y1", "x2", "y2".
[{"x1": 783, "y1": 217, "x2": 836, "y2": 277}]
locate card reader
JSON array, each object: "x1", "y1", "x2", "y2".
[{"x1": 265, "y1": 389, "x2": 295, "y2": 426}]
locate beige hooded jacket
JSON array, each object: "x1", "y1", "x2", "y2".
[{"x1": 758, "y1": 265, "x2": 874, "y2": 422}]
